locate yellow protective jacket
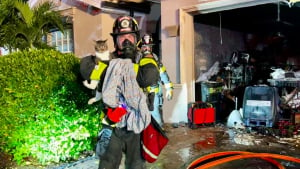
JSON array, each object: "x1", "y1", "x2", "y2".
[{"x1": 86, "y1": 57, "x2": 159, "y2": 93}]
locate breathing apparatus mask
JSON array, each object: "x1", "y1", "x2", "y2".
[
  {"x1": 110, "y1": 16, "x2": 140, "y2": 60},
  {"x1": 141, "y1": 45, "x2": 152, "y2": 56},
  {"x1": 120, "y1": 39, "x2": 136, "y2": 59}
]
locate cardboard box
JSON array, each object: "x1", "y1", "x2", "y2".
[{"x1": 165, "y1": 25, "x2": 179, "y2": 37}]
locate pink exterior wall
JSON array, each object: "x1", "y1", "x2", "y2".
[
  {"x1": 72, "y1": 8, "x2": 102, "y2": 58},
  {"x1": 160, "y1": 0, "x2": 204, "y2": 123},
  {"x1": 160, "y1": 0, "x2": 214, "y2": 82},
  {"x1": 72, "y1": 12, "x2": 120, "y2": 58}
]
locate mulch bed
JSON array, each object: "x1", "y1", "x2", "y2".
[{"x1": 0, "y1": 151, "x2": 15, "y2": 169}]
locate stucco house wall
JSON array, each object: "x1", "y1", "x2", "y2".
[
  {"x1": 160, "y1": 0, "x2": 210, "y2": 123},
  {"x1": 72, "y1": 8, "x2": 103, "y2": 57},
  {"x1": 59, "y1": 3, "x2": 151, "y2": 58}
]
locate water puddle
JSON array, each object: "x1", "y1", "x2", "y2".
[{"x1": 192, "y1": 130, "x2": 217, "y2": 151}]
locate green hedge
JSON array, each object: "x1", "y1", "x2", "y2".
[{"x1": 0, "y1": 49, "x2": 102, "y2": 165}]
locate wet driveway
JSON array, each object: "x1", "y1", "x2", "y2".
[
  {"x1": 11, "y1": 123, "x2": 300, "y2": 169},
  {"x1": 148, "y1": 123, "x2": 300, "y2": 169}
]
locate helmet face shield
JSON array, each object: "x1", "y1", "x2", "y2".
[{"x1": 143, "y1": 34, "x2": 151, "y2": 44}]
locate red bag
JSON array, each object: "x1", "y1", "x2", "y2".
[{"x1": 141, "y1": 117, "x2": 169, "y2": 163}]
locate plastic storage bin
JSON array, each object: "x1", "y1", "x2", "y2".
[
  {"x1": 201, "y1": 81, "x2": 223, "y2": 102},
  {"x1": 242, "y1": 86, "x2": 279, "y2": 127},
  {"x1": 201, "y1": 81, "x2": 223, "y2": 122}
]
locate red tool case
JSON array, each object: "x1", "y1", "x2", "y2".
[{"x1": 187, "y1": 101, "x2": 215, "y2": 129}]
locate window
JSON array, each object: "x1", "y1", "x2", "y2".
[{"x1": 49, "y1": 29, "x2": 74, "y2": 53}]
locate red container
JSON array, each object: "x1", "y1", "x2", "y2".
[{"x1": 188, "y1": 102, "x2": 215, "y2": 129}]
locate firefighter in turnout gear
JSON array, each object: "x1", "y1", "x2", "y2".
[
  {"x1": 80, "y1": 17, "x2": 160, "y2": 169},
  {"x1": 136, "y1": 33, "x2": 174, "y2": 126},
  {"x1": 97, "y1": 16, "x2": 158, "y2": 169}
]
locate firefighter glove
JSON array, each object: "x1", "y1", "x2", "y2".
[{"x1": 166, "y1": 89, "x2": 173, "y2": 101}]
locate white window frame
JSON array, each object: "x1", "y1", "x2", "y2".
[{"x1": 49, "y1": 29, "x2": 74, "y2": 53}]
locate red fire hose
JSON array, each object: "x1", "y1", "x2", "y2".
[{"x1": 187, "y1": 151, "x2": 300, "y2": 169}]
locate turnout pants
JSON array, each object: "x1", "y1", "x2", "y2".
[{"x1": 98, "y1": 127, "x2": 145, "y2": 169}]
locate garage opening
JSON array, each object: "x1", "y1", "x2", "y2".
[{"x1": 193, "y1": 1, "x2": 300, "y2": 122}]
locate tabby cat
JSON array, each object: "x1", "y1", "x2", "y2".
[
  {"x1": 94, "y1": 39, "x2": 111, "y2": 62},
  {"x1": 83, "y1": 39, "x2": 111, "y2": 104}
]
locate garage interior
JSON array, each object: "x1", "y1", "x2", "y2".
[{"x1": 193, "y1": 1, "x2": 300, "y2": 123}]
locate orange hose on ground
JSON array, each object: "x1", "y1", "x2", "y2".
[
  {"x1": 195, "y1": 153, "x2": 300, "y2": 169},
  {"x1": 187, "y1": 151, "x2": 285, "y2": 169},
  {"x1": 256, "y1": 157, "x2": 285, "y2": 169},
  {"x1": 187, "y1": 151, "x2": 251, "y2": 168}
]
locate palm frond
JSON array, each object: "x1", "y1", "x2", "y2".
[
  {"x1": 33, "y1": 1, "x2": 65, "y2": 33},
  {"x1": 1, "y1": 0, "x2": 65, "y2": 50},
  {"x1": 14, "y1": 0, "x2": 34, "y2": 26},
  {"x1": 0, "y1": 0, "x2": 15, "y2": 26}
]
